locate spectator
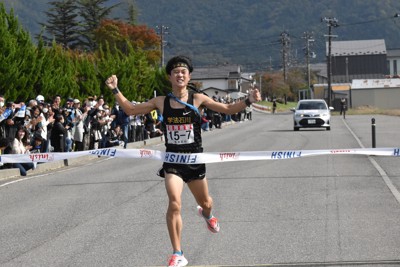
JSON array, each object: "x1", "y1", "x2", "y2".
[
  {"x1": 51, "y1": 95, "x2": 62, "y2": 117},
  {"x1": 144, "y1": 110, "x2": 155, "y2": 139},
  {"x1": 245, "y1": 102, "x2": 252, "y2": 120},
  {"x1": 0, "y1": 137, "x2": 11, "y2": 169},
  {"x1": 51, "y1": 113, "x2": 70, "y2": 152},
  {"x1": 4, "y1": 101, "x2": 25, "y2": 139},
  {"x1": 71, "y1": 99, "x2": 88, "y2": 151},
  {"x1": 107, "y1": 124, "x2": 123, "y2": 147},
  {"x1": 111, "y1": 102, "x2": 130, "y2": 148},
  {"x1": 11, "y1": 125, "x2": 34, "y2": 176},
  {"x1": 0, "y1": 95, "x2": 6, "y2": 138},
  {"x1": 130, "y1": 105, "x2": 144, "y2": 142},
  {"x1": 30, "y1": 134, "x2": 44, "y2": 153},
  {"x1": 201, "y1": 112, "x2": 210, "y2": 131},
  {"x1": 62, "y1": 108, "x2": 74, "y2": 152}
]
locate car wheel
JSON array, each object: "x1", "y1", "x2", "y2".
[
  {"x1": 294, "y1": 127, "x2": 299, "y2": 131},
  {"x1": 326, "y1": 127, "x2": 331, "y2": 131}
]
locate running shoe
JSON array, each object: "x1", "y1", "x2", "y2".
[
  {"x1": 167, "y1": 254, "x2": 188, "y2": 267},
  {"x1": 197, "y1": 205, "x2": 220, "y2": 233}
]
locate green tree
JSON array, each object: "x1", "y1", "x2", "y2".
[
  {"x1": 0, "y1": 3, "x2": 40, "y2": 101},
  {"x1": 96, "y1": 42, "x2": 157, "y2": 102},
  {"x1": 78, "y1": 0, "x2": 119, "y2": 51},
  {"x1": 127, "y1": 1, "x2": 139, "y2": 25},
  {"x1": 36, "y1": 42, "x2": 80, "y2": 99},
  {"x1": 286, "y1": 67, "x2": 308, "y2": 100},
  {"x1": 39, "y1": 0, "x2": 80, "y2": 49}
]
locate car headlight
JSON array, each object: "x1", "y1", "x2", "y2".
[{"x1": 321, "y1": 113, "x2": 329, "y2": 117}]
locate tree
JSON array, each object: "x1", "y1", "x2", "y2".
[
  {"x1": 39, "y1": 0, "x2": 80, "y2": 49},
  {"x1": 78, "y1": 0, "x2": 119, "y2": 51},
  {"x1": 96, "y1": 42, "x2": 159, "y2": 102},
  {"x1": 286, "y1": 67, "x2": 308, "y2": 100},
  {"x1": 127, "y1": 1, "x2": 139, "y2": 25},
  {"x1": 0, "y1": 3, "x2": 41, "y2": 101},
  {"x1": 94, "y1": 19, "x2": 160, "y2": 64},
  {"x1": 261, "y1": 72, "x2": 290, "y2": 101}
]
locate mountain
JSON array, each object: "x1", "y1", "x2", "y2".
[{"x1": 3, "y1": 0, "x2": 400, "y2": 71}]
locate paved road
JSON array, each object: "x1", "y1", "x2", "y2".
[{"x1": 1, "y1": 112, "x2": 400, "y2": 267}]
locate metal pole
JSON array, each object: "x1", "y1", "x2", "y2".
[
  {"x1": 327, "y1": 25, "x2": 332, "y2": 106},
  {"x1": 371, "y1": 118, "x2": 376, "y2": 148}
]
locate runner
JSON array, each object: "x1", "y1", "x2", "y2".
[{"x1": 105, "y1": 55, "x2": 261, "y2": 267}]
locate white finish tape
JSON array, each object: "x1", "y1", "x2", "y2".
[{"x1": 1, "y1": 147, "x2": 400, "y2": 164}]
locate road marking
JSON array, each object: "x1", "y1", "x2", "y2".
[
  {"x1": 0, "y1": 158, "x2": 111, "y2": 188},
  {"x1": 150, "y1": 258, "x2": 400, "y2": 266},
  {"x1": 343, "y1": 118, "x2": 400, "y2": 205}
]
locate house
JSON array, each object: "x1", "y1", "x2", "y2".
[
  {"x1": 311, "y1": 39, "x2": 394, "y2": 109},
  {"x1": 190, "y1": 64, "x2": 254, "y2": 100},
  {"x1": 387, "y1": 48, "x2": 400, "y2": 76},
  {"x1": 328, "y1": 39, "x2": 387, "y2": 83},
  {"x1": 351, "y1": 79, "x2": 400, "y2": 109}
]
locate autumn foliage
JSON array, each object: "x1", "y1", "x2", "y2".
[{"x1": 94, "y1": 19, "x2": 161, "y2": 64}]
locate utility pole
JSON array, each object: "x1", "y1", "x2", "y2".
[
  {"x1": 303, "y1": 32, "x2": 314, "y2": 99},
  {"x1": 156, "y1": 25, "x2": 169, "y2": 67},
  {"x1": 280, "y1": 31, "x2": 290, "y2": 81},
  {"x1": 322, "y1": 17, "x2": 339, "y2": 106}
]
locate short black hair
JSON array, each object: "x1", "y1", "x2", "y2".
[{"x1": 165, "y1": 55, "x2": 193, "y2": 75}]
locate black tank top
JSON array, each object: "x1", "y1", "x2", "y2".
[{"x1": 162, "y1": 92, "x2": 202, "y2": 153}]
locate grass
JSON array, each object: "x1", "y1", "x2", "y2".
[
  {"x1": 259, "y1": 101, "x2": 400, "y2": 116},
  {"x1": 338, "y1": 106, "x2": 400, "y2": 116}
]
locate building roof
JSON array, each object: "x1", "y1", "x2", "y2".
[
  {"x1": 313, "y1": 83, "x2": 351, "y2": 91},
  {"x1": 351, "y1": 79, "x2": 400, "y2": 89},
  {"x1": 327, "y1": 39, "x2": 386, "y2": 56},
  {"x1": 191, "y1": 65, "x2": 241, "y2": 80},
  {"x1": 310, "y1": 63, "x2": 327, "y2": 78},
  {"x1": 387, "y1": 48, "x2": 400, "y2": 57}
]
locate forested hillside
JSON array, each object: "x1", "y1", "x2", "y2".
[{"x1": 3, "y1": 0, "x2": 400, "y2": 71}]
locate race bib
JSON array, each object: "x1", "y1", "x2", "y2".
[{"x1": 166, "y1": 124, "x2": 194, "y2": 145}]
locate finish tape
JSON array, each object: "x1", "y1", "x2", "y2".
[{"x1": 1, "y1": 147, "x2": 400, "y2": 164}]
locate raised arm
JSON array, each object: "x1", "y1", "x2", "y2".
[
  {"x1": 105, "y1": 75, "x2": 163, "y2": 115},
  {"x1": 196, "y1": 88, "x2": 261, "y2": 115}
]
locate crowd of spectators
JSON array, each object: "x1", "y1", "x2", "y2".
[
  {"x1": 0, "y1": 94, "x2": 163, "y2": 175},
  {"x1": 201, "y1": 94, "x2": 252, "y2": 131},
  {"x1": 0, "y1": 92, "x2": 251, "y2": 176}
]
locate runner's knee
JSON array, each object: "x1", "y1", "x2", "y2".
[
  {"x1": 168, "y1": 199, "x2": 181, "y2": 213},
  {"x1": 198, "y1": 196, "x2": 213, "y2": 210}
]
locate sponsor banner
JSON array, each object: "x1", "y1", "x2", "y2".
[{"x1": 1, "y1": 147, "x2": 400, "y2": 164}]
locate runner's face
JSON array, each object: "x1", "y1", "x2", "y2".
[{"x1": 169, "y1": 67, "x2": 190, "y2": 89}]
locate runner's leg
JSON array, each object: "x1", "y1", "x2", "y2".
[
  {"x1": 187, "y1": 178, "x2": 213, "y2": 218},
  {"x1": 165, "y1": 173, "x2": 185, "y2": 253}
]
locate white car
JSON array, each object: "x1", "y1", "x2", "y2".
[{"x1": 291, "y1": 99, "x2": 334, "y2": 131}]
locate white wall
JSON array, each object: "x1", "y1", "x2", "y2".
[{"x1": 197, "y1": 79, "x2": 229, "y2": 90}]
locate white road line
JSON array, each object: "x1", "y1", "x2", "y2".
[
  {"x1": 342, "y1": 118, "x2": 400, "y2": 205},
  {"x1": 0, "y1": 157, "x2": 112, "y2": 188}
]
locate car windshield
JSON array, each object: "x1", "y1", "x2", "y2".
[{"x1": 298, "y1": 102, "x2": 327, "y2": 110}]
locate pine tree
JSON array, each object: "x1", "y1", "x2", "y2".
[
  {"x1": 39, "y1": 0, "x2": 80, "y2": 49},
  {"x1": 78, "y1": 0, "x2": 119, "y2": 51},
  {"x1": 127, "y1": 1, "x2": 139, "y2": 26}
]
